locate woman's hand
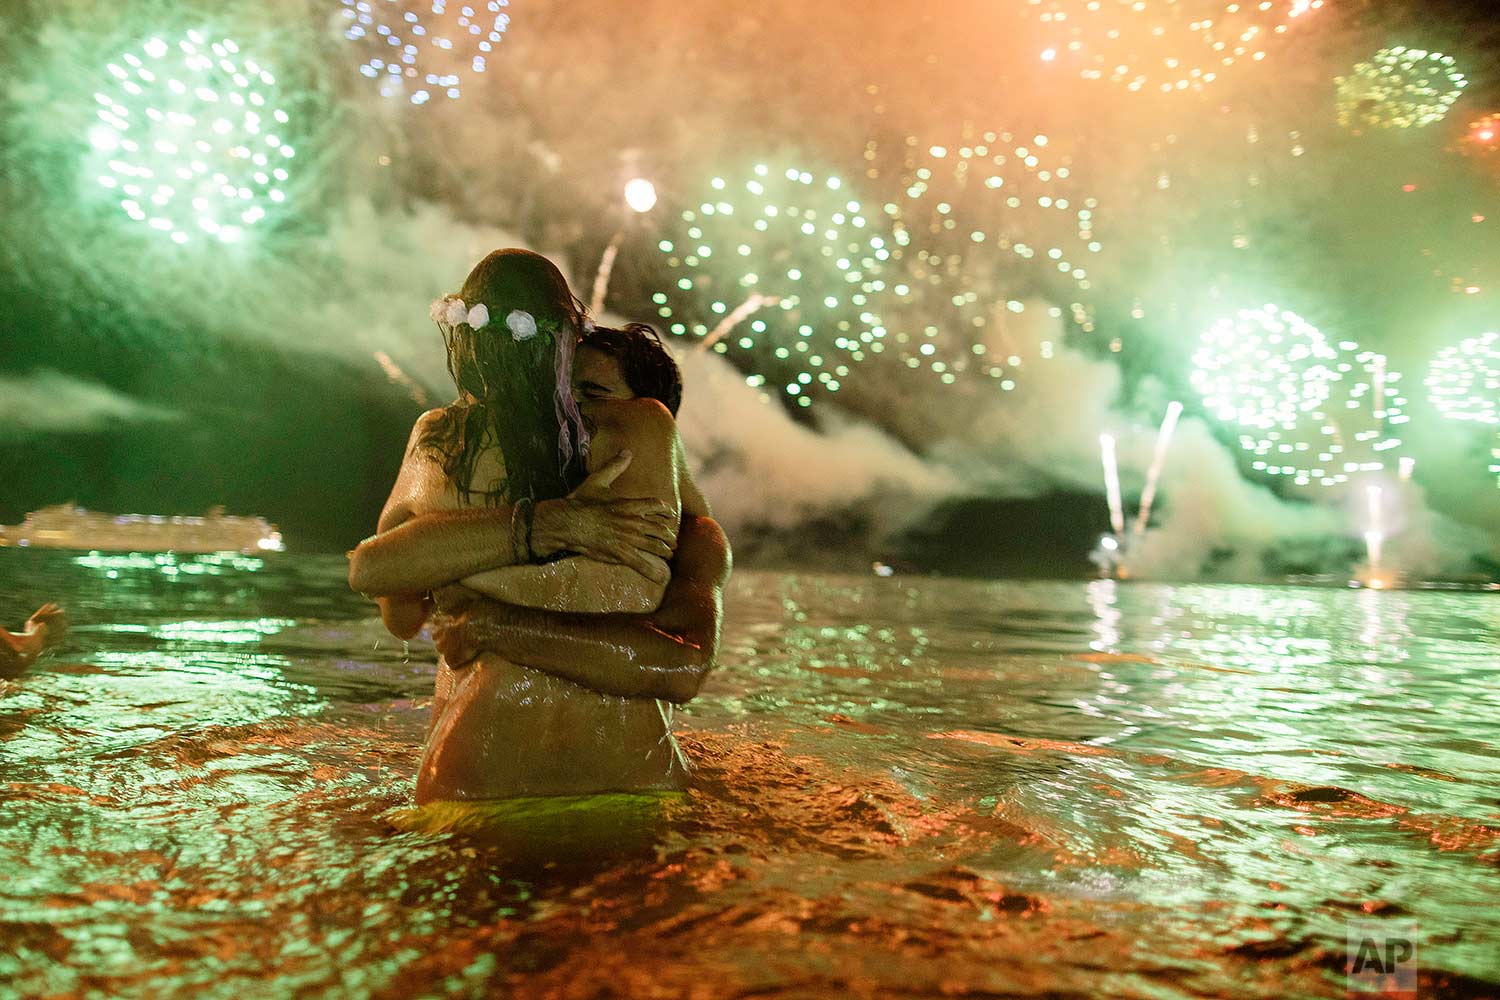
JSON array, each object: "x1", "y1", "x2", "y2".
[{"x1": 533, "y1": 451, "x2": 678, "y2": 582}]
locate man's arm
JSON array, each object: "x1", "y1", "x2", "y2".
[
  {"x1": 457, "y1": 398, "x2": 683, "y2": 614},
  {"x1": 436, "y1": 517, "x2": 731, "y2": 704}
]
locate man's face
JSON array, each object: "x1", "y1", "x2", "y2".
[{"x1": 572, "y1": 344, "x2": 635, "y2": 403}]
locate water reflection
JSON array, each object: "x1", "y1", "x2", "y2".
[
  {"x1": 1085, "y1": 577, "x2": 1122, "y2": 652},
  {"x1": 0, "y1": 553, "x2": 1495, "y2": 996},
  {"x1": 72, "y1": 551, "x2": 267, "y2": 578}
]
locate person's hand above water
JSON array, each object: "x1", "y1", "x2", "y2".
[
  {"x1": 1, "y1": 603, "x2": 68, "y2": 678},
  {"x1": 26, "y1": 603, "x2": 68, "y2": 648},
  {"x1": 534, "y1": 450, "x2": 677, "y2": 583}
]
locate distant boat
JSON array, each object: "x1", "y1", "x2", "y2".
[{"x1": 0, "y1": 503, "x2": 284, "y2": 554}]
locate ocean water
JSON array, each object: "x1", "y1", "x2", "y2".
[{"x1": 0, "y1": 549, "x2": 1496, "y2": 999}]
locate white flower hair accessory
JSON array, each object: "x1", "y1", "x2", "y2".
[
  {"x1": 505, "y1": 309, "x2": 538, "y2": 342},
  {"x1": 429, "y1": 295, "x2": 491, "y2": 330}
]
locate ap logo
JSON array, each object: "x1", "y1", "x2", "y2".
[{"x1": 1346, "y1": 920, "x2": 1418, "y2": 998}]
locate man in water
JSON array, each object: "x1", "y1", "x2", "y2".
[
  {"x1": 349, "y1": 322, "x2": 730, "y2": 714},
  {"x1": 0, "y1": 603, "x2": 67, "y2": 679},
  {"x1": 438, "y1": 325, "x2": 728, "y2": 699}
]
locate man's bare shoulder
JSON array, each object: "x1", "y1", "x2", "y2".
[
  {"x1": 676, "y1": 516, "x2": 732, "y2": 586},
  {"x1": 583, "y1": 397, "x2": 674, "y2": 431},
  {"x1": 582, "y1": 399, "x2": 678, "y2": 477}
]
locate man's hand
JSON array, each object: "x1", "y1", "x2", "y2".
[
  {"x1": 534, "y1": 451, "x2": 677, "y2": 582},
  {"x1": 428, "y1": 585, "x2": 483, "y2": 667},
  {"x1": 428, "y1": 585, "x2": 494, "y2": 668},
  {"x1": 433, "y1": 612, "x2": 483, "y2": 668}
]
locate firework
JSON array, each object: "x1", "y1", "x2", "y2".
[
  {"x1": 1427, "y1": 331, "x2": 1500, "y2": 483},
  {"x1": 1336, "y1": 47, "x2": 1467, "y2": 131},
  {"x1": 652, "y1": 162, "x2": 892, "y2": 408},
  {"x1": 1428, "y1": 331, "x2": 1500, "y2": 424},
  {"x1": 590, "y1": 178, "x2": 659, "y2": 314},
  {"x1": 338, "y1": 0, "x2": 510, "y2": 105},
  {"x1": 867, "y1": 132, "x2": 1101, "y2": 386},
  {"x1": 1191, "y1": 305, "x2": 1408, "y2": 488},
  {"x1": 87, "y1": 32, "x2": 294, "y2": 245},
  {"x1": 1131, "y1": 400, "x2": 1184, "y2": 539},
  {"x1": 1023, "y1": 0, "x2": 1324, "y2": 94},
  {"x1": 1100, "y1": 432, "x2": 1126, "y2": 537}
]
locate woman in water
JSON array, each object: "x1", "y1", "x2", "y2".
[{"x1": 361, "y1": 249, "x2": 694, "y2": 805}]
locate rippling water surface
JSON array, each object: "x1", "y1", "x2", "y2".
[{"x1": 1, "y1": 549, "x2": 1496, "y2": 999}]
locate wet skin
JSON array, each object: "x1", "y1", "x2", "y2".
[
  {"x1": 0, "y1": 604, "x2": 67, "y2": 679},
  {"x1": 366, "y1": 393, "x2": 716, "y2": 802}
]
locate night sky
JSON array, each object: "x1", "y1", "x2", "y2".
[{"x1": 2, "y1": 0, "x2": 1498, "y2": 579}]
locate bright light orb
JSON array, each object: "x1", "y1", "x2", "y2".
[
  {"x1": 1336, "y1": 47, "x2": 1467, "y2": 131},
  {"x1": 1460, "y1": 113, "x2": 1500, "y2": 158},
  {"x1": 340, "y1": 0, "x2": 510, "y2": 105},
  {"x1": 1192, "y1": 305, "x2": 1408, "y2": 488},
  {"x1": 624, "y1": 177, "x2": 658, "y2": 214},
  {"x1": 653, "y1": 162, "x2": 894, "y2": 408},
  {"x1": 89, "y1": 31, "x2": 293, "y2": 245},
  {"x1": 1023, "y1": 0, "x2": 1324, "y2": 94}
]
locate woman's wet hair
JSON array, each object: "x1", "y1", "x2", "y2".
[
  {"x1": 420, "y1": 249, "x2": 590, "y2": 505},
  {"x1": 583, "y1": 323, "x2": 683, "y2": 417}
]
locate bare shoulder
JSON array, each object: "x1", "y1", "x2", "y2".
[
  {"x1": 406, "y1": 407, "x2": 451, "y2": 452},
  {"x1": 583, "y1": 398, "x2": 677, "y2": 471},
  {"x1": 379, "y1": 407, "x2": 458, "y2": 530},
  {"x1": 678, "y1": 516, "x2": 733, "y2": 585},
  {"x1": 584, "y1": 397, "x2": 674, "y2": 432}
]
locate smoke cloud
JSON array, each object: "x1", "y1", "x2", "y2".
[{"x1": 0, "y1": 370, "x2": 180, "y2": 437}]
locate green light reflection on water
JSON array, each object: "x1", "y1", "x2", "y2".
[
  {"x1": 1035, "y1": 580, "x2": 1500, "y2": 980},
  {"x1": 2, "y1": 560, "x2": 1497, "y2": 995},
  {"x1": 71, "y1": 552, "x2": 267, "y2": 578},
  {"x1": 101, "y1": 618, "x2": 297, "y2": 644},
  {"x1": 0, "y1": 627, "x2": 442, "y2": 998},
  {"x1": 707, "y1": 574, "x2": 1500, "y2": 987},
  {"x1": 1, "y1": 648, "x2": 324, "y2": 771}
]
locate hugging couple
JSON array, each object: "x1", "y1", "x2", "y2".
[{"x1": 348, "y1": 249, "x2": 731, "y2": 811}]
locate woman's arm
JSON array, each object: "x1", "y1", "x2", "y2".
[
  {"x1": 348, "y1": 453, "x2": 677, "y2": 596},
  {"x1": 351, "y1": 505, "x2": 523, "y2": 597},
  {"x1": 454, "y1": 398, "x2": 683, "y2": 613},
  {"x1": 357, "y1": 410, "x2": 448, "y2": 638}
]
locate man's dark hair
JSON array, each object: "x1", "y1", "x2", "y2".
[{"x1": 583, "y1": 323, "x2": 684, "y2": 416}]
